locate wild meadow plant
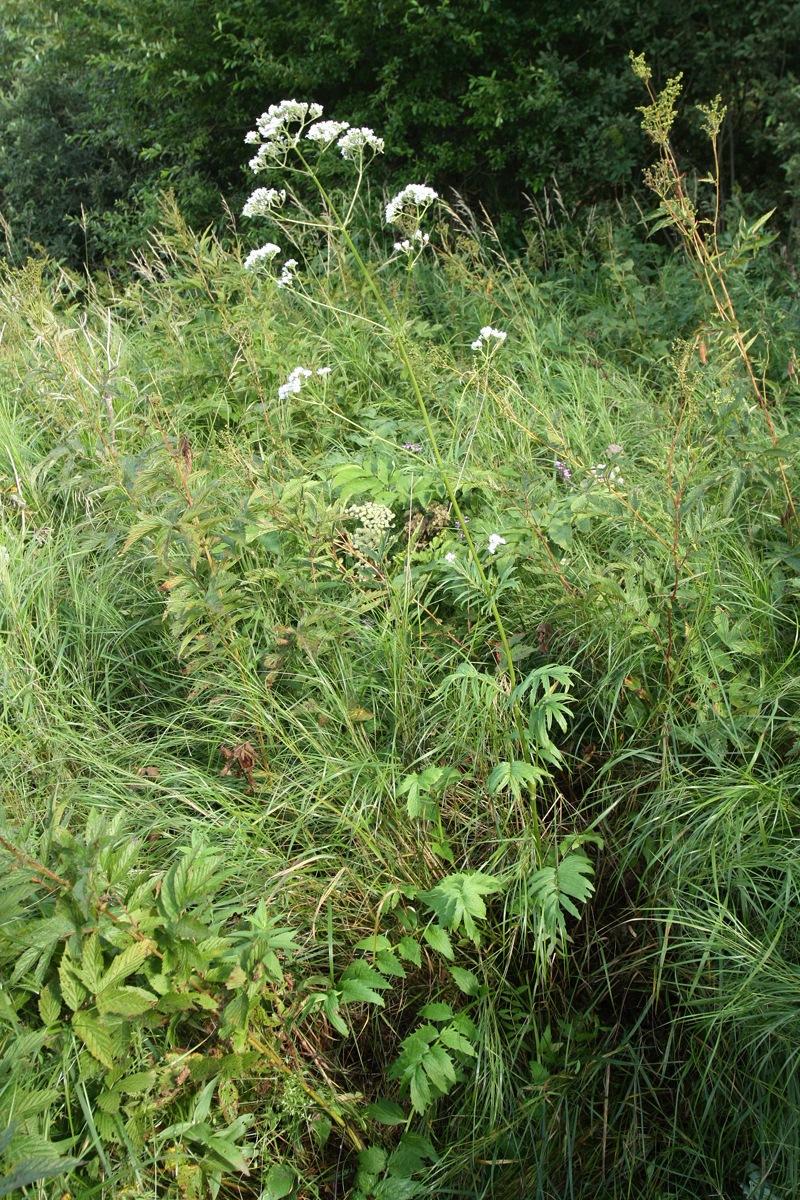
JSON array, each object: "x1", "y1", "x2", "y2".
[{"x1": 1, "y1": 85, "x2": 800, "y2": 1200}]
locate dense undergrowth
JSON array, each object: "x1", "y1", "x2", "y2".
[{"x1": 2, "y1": 83, "x2": 800, "y2": 1200}]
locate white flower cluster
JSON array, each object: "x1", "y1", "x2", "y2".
[
  {"x1": 305, "y1": 119, "x2": 350, "y2": 144},
  {"x1": 444, "y1": 551, "x2": 457, "y2": 564},
  {"x1": 393, "y1": 230, "x2": 430, "y2": 254},
  {"x1": 337, "y1": 127, "x2": 385, "y2": 160},
  {"x1": 471, "y1": 326, "x2": 507, "y2": 351},
  {"x1": 244, "y1": 242, "x2": 281, "y2": 271},
  {"x1": 385, "y1": 184, "x2": 439, "y2": 227},
  {"x1": 277, "y1": 258, "x2": 298, "y2": 289},
  {"x1": 487, "y1": 534, "x2": 507, "y2": 555},
  {"x1": 245, "y1": 100, "x2": 323, "y2": 170},
  {"x1": 277, "y1": 365, "x2": 331, "y2": 401},
  {"x1": 347, "y1": 502, "x2": 396, "y2": 554},
  {"x1": 242, "y1": 188, "x2": 286, "y2": 217}
]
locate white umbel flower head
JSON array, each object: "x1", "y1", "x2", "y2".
[
  {"x1": 277, "y1": 258, "x2": 298, "y2": 289},
  {"x1": 246, "y1": 100, "x2": 324, "y2": 170},
  {"x1": 337, "y1": 127, "x2": 385, "y2": 160},
  {"x1": 471, "y1": 326, "x2": 507, "y2": 350},
  {"x1": 244, "y1": 242, "x2": 281, "y2": 270},
  {"x1": 306, "y1": 120, "x2": 350, "y2": 144},
  {"x1": 487, "y1": 534, "x2": 507, "y2": 555},
  {"x1": 278, "y1": 366, "x2": 332, "y2": 400},
  {"x1": 242, "y1": 188, "x2": 286, "y2": 217},
  {"x1": 385, "y1": 184, "x2": 439, "y2": 227}
]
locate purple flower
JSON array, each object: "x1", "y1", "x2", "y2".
[
  {"x1": 554, "y1": 459, "x2": 572, "y2": 481},
  {"x1": 403, "y1": 442, "x2": 424, "y2": 452}
]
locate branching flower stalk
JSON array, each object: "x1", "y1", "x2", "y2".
[
  {"x1": 630, "y1": 52, "x2": 798, "y2": 532},
  {"x1": 241, "y1": 105, "x2": 540, "y2": 851}
]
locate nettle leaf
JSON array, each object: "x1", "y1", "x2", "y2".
[{"x1": 421, "y1": 873, "x2": 504, "y2": 944}]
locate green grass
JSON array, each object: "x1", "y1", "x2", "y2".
[{"x1": 1, "y1": 191, "x2": 800, "y2": 1200}]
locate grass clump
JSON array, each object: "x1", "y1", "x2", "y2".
[{"x1": 2, "y1": 80, "x2": 800, "y2": 1200}]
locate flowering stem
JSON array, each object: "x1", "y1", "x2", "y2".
[{"x1": 303, "y1": 167, "x2": 540, "y2": 847}]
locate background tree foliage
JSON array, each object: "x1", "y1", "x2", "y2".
[{"x1": 1, "y1": 0, "x2": 799, "y2": 267}]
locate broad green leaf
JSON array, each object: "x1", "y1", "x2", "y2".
[
  {"x1": 448, "y1": 966, "x2": 480, "y2": 995},
  {"x1": 38, "y1": 982, "x2": 61, "y2": 1027},
  {"x1": 421, "y1": 924, "x2": 453, "y2": 959},
  {"x1": 95, "y1": 985, "x2": 158, "y2": 1017},
  {"x1": 58, "y1": 951, "x2": 87, "y2": 1013},
  {"x1": 421, "y1": 1043, "x2": 456, "y2": 1091},
  {"x1": 487, "y1": 760, "x2": 543, "y2": 798},
  {"x1": 263, "y1": 1164, "x2": 295, "y2": 1197},
  {"x1": 78, "y1": 933, "x2": 104, "y2": 993},
  {"x1": 72, "y1": 1010, "x2": 117, "y2": 1069},
  {"x1": 439, "y1": 1025, "x2": 476, "y2": 1057},
  {"x1": 421, "y1": 872, "x2": 503, "y2": 943},
  {"x1": 419, "y1": 1002, "x2": 454, "y2": 1022},
  {"x1": 397, "y1": 936, "x2": 421, "y2": 967},
  {"x1": 98, "y1": 938, "x2": 154, "y2": 992},
  {"x1": 365, "y1": 1098, "x2": 406, "y2": 1126},
  {"x1": 339, "y1": 961, "x2": 391, "y2": 1007}
]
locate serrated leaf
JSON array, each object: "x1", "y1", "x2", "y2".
[
  {"x1": 38, "y1": 982, "x2": 61, "y2": 1027},
  {"x1": 419, "y1": 1002, "x2": 454, "y2": 1022},
  {"x1": 421, "y1": 872, "x2": 503, "y2": 943},
  {"x1": 72, "y1": 1010, "x2": 117, "y2": 1069},
  {"x1": 339, "y1": 961, "x2": 391, "y2": 1007},
  {"x1": 448, "y1": 966, "x2": 480, "y2": 995},
  {"x1": 375, "y1": 949, "x2": 406, "y2": 978},
  {"x1": 95, "y1": 985, "x2": 158, "y2": 1017},
  {"x1": 365, "y1": 1098, "x2": 406, "y2": 1126},
  {"x1": 78, "y1": 933, "x2": 105, "y2": 993},
  {"x1": 354, "y1": 934, "x2": 392, "y2": 953},
  {"x1": 397, "y1": 936, "x2": 421, "y2": 967},
  {"x1": 58, "y1": 951, "x2": 87, "y2": 1013},
  {"x1": 98, "y1": 939, "x2": 154, "y2": 993},
  {"x1": 358, "y1": 1145, "x2": 388, "y2": 1177},
  {"x1": 0, "y1": 1154, "x2": 83, "y2": 1197},
  {"x1": 421, "y1": 1043, "x2": 456, "y2": 1092},
  {"x1": 487, "y1": 760, "x2": 544, "y2": 797},
  {"x1": 421, "y1": 924, "x2": 453, "y2": 959},
  {"x1": 439, "y1": 1026, "x2": 476, "y2": 1056}
]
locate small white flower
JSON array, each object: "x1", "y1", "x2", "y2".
[
  {"x1": 316, "y1": 367, "x2": 332, "y2": 377},
  {"x1": 246, "y1": 100, "x2": 324, "y2": 168},
  {"x1": 445, "y1": 551, "x2": 456, "y2": 564},
  {"x1": 244, "y1": 242, "x2": 281, "y2": 270},
  {"x1": 393, "y1": 230, "x2": 430, "y2": 255},
  {"x1": 337, "y1": 126, "x2": 385, "y2": 159},
  {"x1": 278, "y1": 366, "x2": 313, "y2": 400},
  {"x1": 471, "y1": 326, "x2": 507, "y2": 351},
  {"x1": 306, "y1": 120, "x2": 350, "y2": 144},
  {"x1": 242, "y1": 188, "x2": 286, "y2": 217},
  {"x1": 385, "y1": 184, "x2": 439, "y2": 227},
  {"x1": 277, "y1": 258, "x2": 298, "y2": 289},
  {"x1": 487, "y1": 534, "x2": 507, "y2": 555}
]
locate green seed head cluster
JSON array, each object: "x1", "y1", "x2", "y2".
[{"x1": 347, "y1": 502, "x2": 395, "y2": 553}]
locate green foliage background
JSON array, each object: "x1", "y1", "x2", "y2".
[{"x1": 2, "y1": 0, "x2": 800, "y2": 267}]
